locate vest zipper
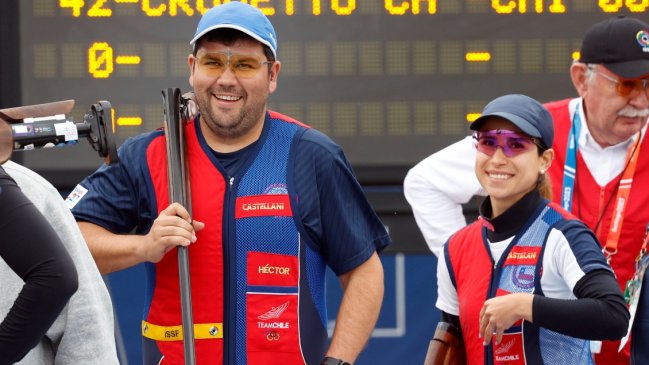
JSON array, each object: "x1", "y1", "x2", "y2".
[
  {"x1": 224, "y1": 175, "x2": 235, "y2": 365},
  {"x1": 485, "y1": 254, "x2": 497, "y2": 365}
]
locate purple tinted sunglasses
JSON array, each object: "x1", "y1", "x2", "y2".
[{"x1": 472, "y1": 129, "x2": 543, "y2": 157}]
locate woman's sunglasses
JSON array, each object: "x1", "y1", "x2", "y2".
[{"x1": 473, "y1": 130, "x2": 542, "y2": 158}]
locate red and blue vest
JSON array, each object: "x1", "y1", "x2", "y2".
[
  {"x1": 140, "y1": 112, "x2": 327, "y2": 364},
  {"x1": 446, "y1": 202, "x2": 592, "y2": 365}
]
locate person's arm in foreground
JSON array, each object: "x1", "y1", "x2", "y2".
[
  {"x1": 3, "y1": 160, "x2": 119, "y2": 363},
  {"x1": 79, "y1": 202, "x2": 204, "y2": 274},
  {"x1": 404, "y1": 136, "x2": 485, "y2": 256},
  {"x1": 0, "y1": 172, "x2": 78, "y2": 364},
  {"x1": 326, "y1": 253, "x2": 384, "y2": 363}
]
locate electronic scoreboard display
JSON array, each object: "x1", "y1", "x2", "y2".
[{"x1": 17, "y1": 0, "x2": 647, "y2": 183}]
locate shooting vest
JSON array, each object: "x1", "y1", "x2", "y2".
[
  {"x1": 141, "y1": 112, "x2": 327, "y2": 364},
  {"x1": 446, "y1": 202, "x2": 592, "y2": 365}
]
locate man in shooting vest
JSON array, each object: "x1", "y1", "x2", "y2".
[{"x1": 68, "y1": 2, "x2": 390, "y2": 364}]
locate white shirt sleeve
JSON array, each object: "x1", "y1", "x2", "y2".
[
  {"x1": 540, "y1": 228, "x2": 589, "y2": 300},
  {"x1": 436, "y1": 248, "x2": 459, "y2": 316},
  {"x1": 404, "y1": 136, "x2": 486, "y2": 256}
]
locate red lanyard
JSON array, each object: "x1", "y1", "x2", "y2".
[{"x1": 603, "y1": 134, "x2": 643, "y2": 263}]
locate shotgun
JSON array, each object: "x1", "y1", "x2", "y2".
[{"x1": 162, "y1": 88, "x2": 196, "y2": 365}]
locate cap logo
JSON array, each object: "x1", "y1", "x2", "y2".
[{"x1": 637, "y1": 30, "x2": 649, "y2": 53}]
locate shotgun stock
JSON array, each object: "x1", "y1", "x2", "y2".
[{"x1": 423, "y1": 322, "x2": 466, "y2": 365}]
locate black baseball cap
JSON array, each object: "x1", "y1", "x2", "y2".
[
  {"x1": 470, "y1": 94, "x2": 554, "y2": 149},
  {"x1": 578, "y1": 16, "x2": 649, "y2": 79}
]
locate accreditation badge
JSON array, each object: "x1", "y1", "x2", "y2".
[{"x1": 619, "y1": 255, "x2": 649, "y2": 350}]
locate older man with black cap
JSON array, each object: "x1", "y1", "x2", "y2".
[
  {"x1": 405, "y1": 16, "x2": 649, "y2": 364},
  {"x1": 68, "y1": 2, "x2": 390, "y2": 364}
]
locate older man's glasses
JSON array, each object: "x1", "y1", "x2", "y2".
[
  {"x1": 593, "y1": 69, "x2": 649, "y2": 98},
  {"x1": 473, "y1": 130, "x2": 542, "y2": 158},
  {"x1": 195, "y1": 51, "x2": 273, "y2": 78}
]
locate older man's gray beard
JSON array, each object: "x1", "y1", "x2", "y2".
[{"x1": 196, "y1": 91, "x2": 267, "y2": 140}]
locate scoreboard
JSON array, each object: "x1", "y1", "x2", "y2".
[{"x1": 18, "y1": 0, "x2": 647, "y2": 182}]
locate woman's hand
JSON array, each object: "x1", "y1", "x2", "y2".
[{"x1": 479, "y1": 293, "x2": 534, "y2": 345}]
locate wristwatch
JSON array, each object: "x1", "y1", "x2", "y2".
[{"x1": 320, "y1": 356, "x2": 351, "y2": 365}]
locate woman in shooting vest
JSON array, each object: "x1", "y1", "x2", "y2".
[{"x1": 435, "y1": 94, "x2": 629, "y2": 365}]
